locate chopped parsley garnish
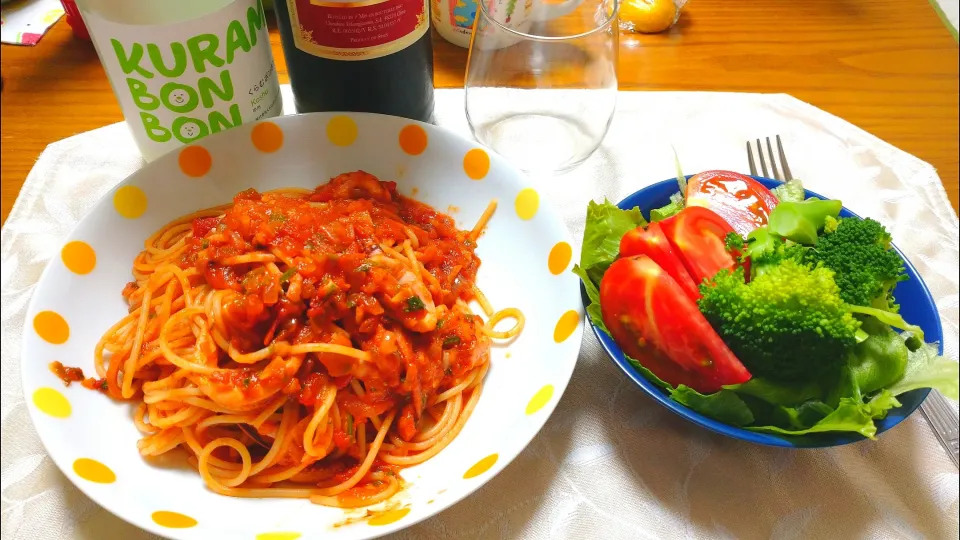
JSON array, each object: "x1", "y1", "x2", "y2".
[
  {"x1": 436, "y1": 318, "x2": 446, "y2": 329},
  {"x1": 355, "y1": 263, "x2": 372, "y2": 272},
  {"x1": 442, "y1": 335, "x2": 461, "y2": 348},
  {"x1": 241, "y1": 377, "x2": 251, "y2": 388},
  {"x1": 345, "y1": 414, "x2": 354, "y2": 437},
  {"x1": 200, "y1": 239, "x2": 209, "y2": 249},
  {"x1": 269, "y1": 212, "x2": 287, "y2": 222},
  {"x1": 404, "y1": 296, "x2": 425, "y2": 312},
  {"x1": 319, "y1": 279, "x2": 339, "y2": 298}
]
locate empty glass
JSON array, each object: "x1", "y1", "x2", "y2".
[{"x1": 465, "y1": 0, "x2": 619, "y2": 173}]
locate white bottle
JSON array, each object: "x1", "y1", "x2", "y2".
[{"x1": 75, "y1": 0, "x2": 283, "y2": 162}]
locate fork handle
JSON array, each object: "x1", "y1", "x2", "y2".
[{"x1": 920, "y1": 390, "x2": 959, "y2": 469}]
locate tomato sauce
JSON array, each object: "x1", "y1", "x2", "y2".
[
  {"x1": 49, "y1": 361, "x2": 85, "y2": 386},
  {"x1": 49, "y1": 361, "x2": 108, "y2": 393},
  {"x1": 177, "y1": 172, "x2": 490, "y2": 443}
]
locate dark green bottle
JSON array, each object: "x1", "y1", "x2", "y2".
[{"x1": 273, "y1": 0, "x2": 435, "y2": 123}]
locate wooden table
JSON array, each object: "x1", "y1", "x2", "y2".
[{"x1": 1, "y1": 0, "x2": 957, "y2": 225}]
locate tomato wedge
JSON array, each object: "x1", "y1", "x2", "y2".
[
  {"x1": 660, "y1": 206, "x2": 744, "y2": 287},
  {"x1": 599, "y1": 255, "x2": 752, "y2": 393},
  {"x1": 619, "y1": 222, "x2": 701, "y2": 301},
  {"x1": 686, "y1": 170, "x2": 779, "y2": 236}
]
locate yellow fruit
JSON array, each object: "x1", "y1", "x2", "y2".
[{"x1": 620, "y1": 0, "x2": 678, "y2": 34}]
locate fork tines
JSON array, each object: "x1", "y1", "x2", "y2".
[{"x1": 746, "y1": 135, "x2": 793, "y2": 181}]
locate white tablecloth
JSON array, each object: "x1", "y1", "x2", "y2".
[{"x1": 2, "y1": 88, "x2": 958, "y2": 540}]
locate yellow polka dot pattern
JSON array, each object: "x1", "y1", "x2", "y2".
[
  {"x1": 515, "y1": 188, "x2": 539, "y2": 220},
  {"x1": 152, "y1": 511, "x2": 197, "y2": 529},
  {"x1": 327, "y1": 116, "x2": 358, "y2": 146},
  {"x1": 526, "y1": 385, "x2": 555, "y2": 415},
  {"x1": 368, "y1": 507, "x2": 411, "y2": 526},
  {"x1": 32, "y1": 387, "x2": 71, "y2": 418},
  {"x1": 112, "y1": 185, "x2": 147, "y2": 219},
  {"x1": 256, "y1": 533, "x2": 301, "y2": 540},
  {"x1": 464, "y1": 453, "x2": 498, "y2": 479},
  {"x1": 548, "y1": 241, "x2": 572, "y2": 275},
  {"x1": 34, "y1": 311, "x2": 69, "y2": 344},
  {"x1": 61, "y1": 241, "x2": 96, "y2": 275},
  {"x1": 73, "y1": 458, "x2": 116, "y2": 484},
  {"x1": 554, "y1": 310, "x2": 580, "y2": 343}
]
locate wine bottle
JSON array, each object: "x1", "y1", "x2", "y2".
[{"x1": 274, "y1": 0, "x2": 435, "y2": 123}]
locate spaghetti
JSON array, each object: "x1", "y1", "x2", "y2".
[{"x1": 85, "y1": 171, "x2": 524, "y2": 508}]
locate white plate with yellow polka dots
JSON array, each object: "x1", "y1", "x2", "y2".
[{"x1": 21, "y1": 112, "x2": 584, "y2": 540}]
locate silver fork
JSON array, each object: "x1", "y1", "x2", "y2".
[
  {"x1": 746, "y1": 136, "x2": 960, "y2": 468},
  {"x1": 920, "y1": 392, "x2": 960, "y2": 468},
  {"x1": 746, "y1": 135, "x2": 793, "y2": 180}
]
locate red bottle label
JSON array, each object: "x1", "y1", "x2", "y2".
[{"x1": 285, "y1": 0, "x2": 429, "y2": 61}]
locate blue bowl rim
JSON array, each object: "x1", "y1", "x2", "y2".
[{"x1": 581, "y1": 176, "x2": 942, "y2": 448}]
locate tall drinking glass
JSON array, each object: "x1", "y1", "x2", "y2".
[{"x1": 465, "y1": 0, "x2": 619, "y2": 173}]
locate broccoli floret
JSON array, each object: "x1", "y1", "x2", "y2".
[
  {"x1": 823, "y1": 215, "x2": 839, "y2": 234},
  {"x1": 744, "y1": 227, "x2": 780, "y2": 261},
  {"x1": 743, "y1": 227, "x2": 806, "y2": 278},
  {"x1": 771, "y1": 178, "x2": 807, "y2": 203},
  {"x1": 800, "y1": 217, "x2": 906, "y2": 308},
  {"x1": 724, "y1": 232, "x2": 745, "y2": 253},
  {"x1": 698, "y1": 260, "x2": 861, "y2": 383}
]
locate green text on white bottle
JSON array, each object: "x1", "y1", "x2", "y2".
[{"x1": 76, "y1": 0, "x2": 283, "y2": 161}]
